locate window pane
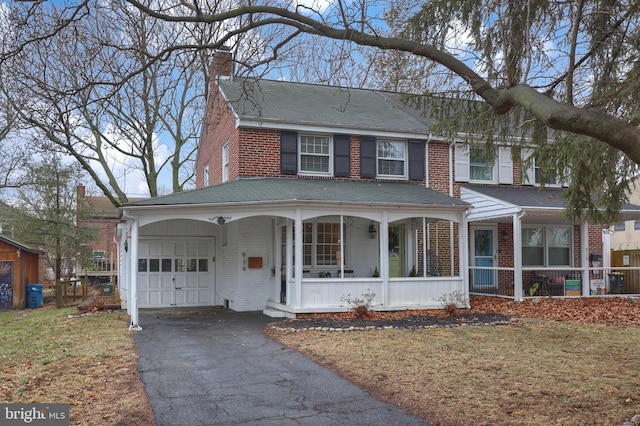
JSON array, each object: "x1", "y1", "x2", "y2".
[
  {"x1": 377, "y1": 141, "x2": 405, "y2": 176},
  {"x1": 187, "y1": 259, "x2": 197, "y2": 272},
  {"x1": 548, "y1": 248, "x2": 570, "y2": 265},
  {"x1": 162, "y1": 259, "x2": 172, "y2": 272},
  {"x1": 149, "y1": 259, "x2": 160, "y2": 272},
  {"x1": 470, "y1": 149, "x2": 494, "y2": 181},
  {"x1": 547, "y1": 228, "x2": 569, "y2": 247},
  {"x1": 175, "y1": 259, "x2": 185, "y2": 272},
  {"x1": 522, "y1": 228, "x2": 543, "y2": 247},
  {"x1": 199, "y1": 259, "x2": 208, "y2": 272},
  {"x1": 300, "y1": 135, "x2": 330, "y2": 173},
  {"x1": 138, "y1": 259, "x2": 148, "y2": 272},
  {"x1": 522, "y1": 247, "x2": 544, "y2": 266}
]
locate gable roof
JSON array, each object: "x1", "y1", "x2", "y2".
[
  {"x1": 124, "y1": 178, "x2": 468, "y2": 209},
  {"x1": 0, "y1": 235, "x2": 43, "y2": 254},
  {"x1": 217, "y1": 78, "x2": 435, "y2": 137}
]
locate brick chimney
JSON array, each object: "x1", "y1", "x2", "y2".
[
  {"x1": 211, "y1": 47, "x2": 233, "y2": 79},
  {"x1": 77, "y1": 184, "x2": 85, "y2": 200}
]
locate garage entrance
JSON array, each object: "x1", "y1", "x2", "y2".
[{"x1": 137, "y1": 239, "x2": 214, "y2": 307}]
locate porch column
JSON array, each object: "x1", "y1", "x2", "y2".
[
  {"x1": 128, "y1": 217, "x2": 140, "y2": 330},
  {"x1": 459, "y1": 212, "x2": 470, "y2": 307},
  {"x1": 512, "y1": 212, "x2": 524, "y2": 301},
  {"x1": 285, "y1": 220, "x2": 293, "y2": 307},
  {"x1": 380, "y1": 212, "x2": 389, "y2": 306},
  {"x1": 294, "y1": 209, "x2": 303, "y2": 308},
  {"x1": 274, "y1": 220, "x2": 282, "y2": 302},
  {"x1": 422, "y1": 218, "x2": 427, "y2": 278},
  {"x1": 581, "y1": 220, "x2": 590, "y2": 296}
]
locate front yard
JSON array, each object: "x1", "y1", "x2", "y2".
[{"x1": 1, "y1": 297, "x2": 639, "y2": 425}]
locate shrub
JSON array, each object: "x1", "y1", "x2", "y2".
[{"x1": 340, "y1": 290, "x2": 376, "y2": 319}]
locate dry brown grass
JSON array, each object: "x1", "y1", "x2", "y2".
[
  {"x1": 0, "y1": 306, "x2": 153, "y2": 426},
  {"x1": 268, "y1": 297, "x2": 640, "y2": 426}
]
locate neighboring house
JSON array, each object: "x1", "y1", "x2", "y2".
[
  {"x1": 611, "y1": 178, "x2": 640, "y2": 250},
  {"x1": 76, "y1": 184, "x2": 146, "y2": 286},
  {"x1": 117, "y1": 50, "x2": 640, "y2": 327},
  {"x1": 0, "y1": 235, "x2": 42, "y2": 310}
]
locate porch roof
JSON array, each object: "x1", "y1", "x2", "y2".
[
  {"x1": 461, "y1": 185, "x2": 640, "y2": 223},
  {"x1": 125, "y1": 178, "x2": 469, "y2": 209}
]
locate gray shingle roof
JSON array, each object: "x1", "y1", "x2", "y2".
[
  {"x1": 126, "y1": 178, "x2": 468, "y2": 208},
  {"x1": 218, "y1": 79, "x2": 435, "y2": 135},
  {"x1": 464, "y1": 185, "x2": 640, "y2": 211}
]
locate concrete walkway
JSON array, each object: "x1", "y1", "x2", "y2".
[{"x1": 133, "y1": 308, "x2": 428, "y2": 425}]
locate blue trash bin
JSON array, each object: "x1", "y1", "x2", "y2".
[{"x1": 26, "y1": 284, "x2": 43, "y2": 309}]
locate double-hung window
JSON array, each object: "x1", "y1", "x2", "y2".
[
  {"x1": 533, "y1": 155, "x2": 557, "y2": 186},
  {"x1": 377, "y1": 140, "x2": 406, "y2": 178},
  {"x1": 522, "y1": 226, "x2": 571, "y2": 266},
  {"x1": 299, "y1": 134, "x2": 331, "y2": 175},
  {"x1": 221, "y1": 143, "x2": 229, "y2": 182},
  {"x1": 469, "y1": 148, "x2": 495, "y2": 182},
  {"x1": 283, "y1": 222, "x2": 347, "y2": 269}
]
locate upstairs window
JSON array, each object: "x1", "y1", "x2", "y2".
[
  {"x1": 203, "y1": 163, "x2": 210, "y2": 186},
  {"x1": 455, "y1": 144, "x2": 512, "y2": 184},
  {"x1": 299, "y1": 134, "x2": 331, "y2": 175},
  {"x1": 377, "y1": 140, "x2": 407, "y2": 178},
  {"x1": 469, "y1": 149, "x2": 495, "y2": 182},
  {"x1": 222, "y1": 143, "x2": 229, "y2": 182},
  {"x1": 533, "y1": 155, "x2": 557, "y2": 186}
]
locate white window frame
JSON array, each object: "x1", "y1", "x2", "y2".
[
  {"x1": 282, "y1": 222, "x2": 348, "y2": 270},
  {"x1": 298, "y1": 134, "x2": 332, "y2": 176},
  {"x1": 203, "y1": 163, "x2": 210, "y2": 186},
  {"x1": 469, "y1": 148, "x2": 497, "y2": 183},
  {"x1": 222, "y1": 142, "x2": 229, "y2": 183},
  {"x1": 377, "y1": 139, "x2": 407, "y2": 179},
  {"x1": 522, "y1": 225, "x2": 572, "y2": 267}
]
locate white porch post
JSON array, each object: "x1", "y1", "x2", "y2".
[
  {"x1": 422, "y1": 218, "x2": 427, "y2": 278},
  {"x1": 294, "y1": 209, "x2": 303, "y2": 308},
  {"x1": 581, "y1": 220, "x2": 590, "y2": 296},
  {"x1": 459, "y1": 212, "x2": 470, "y2": 307},
  {"x1": 274, "y1": 220, "x2": 282, "y2": 302},
  {"x1": 513, "y1": 212, "x2": 524, "y2": 301},
  {"x1": 339, "y1": 215, "x2": 344, "y2": 277},
  {"x1": 285, "y1": 220, "x2": 293, "y2": 307},
  {"x1": 128, "y1": 217, "x2": 140, "y2": 330},
  {"x1": 380, "y1": 212, "x2": 389, "y2": 306}
]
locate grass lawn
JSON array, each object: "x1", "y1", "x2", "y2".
[
  {"x1": 0, "y1": 306, "x2": 153, "y2": 426},
  {"x1": 268, "y1": 300, "x2": 640, "y2": 425}
]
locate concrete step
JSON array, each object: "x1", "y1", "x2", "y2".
[{"x1": 262, "y1": 307, "x2": 296, "y2": 319}]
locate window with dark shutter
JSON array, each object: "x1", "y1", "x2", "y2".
[
  {"x1": 334, "y1": 134, "x2": 350, "y2": 177},
  {"x1": 360, "y1": 136, "x2": 376, "y2": 178},
  {"x1": 408, "y1": 140, "x2": 425, "y2": 180},
  {"x1": 280, "y1": 131, "x2": 298, "y2": 174}
]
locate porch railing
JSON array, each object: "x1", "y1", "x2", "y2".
[{"x1": 470, "y1": 266, "x2": 640, "y2": 298}]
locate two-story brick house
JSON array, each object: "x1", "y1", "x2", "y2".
[{"x1": 117, "y1": 50, "x2": 640, "y2": 327}]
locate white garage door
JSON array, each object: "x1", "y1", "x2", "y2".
[{"x1": 137, "y1": 239, "x2": 214, "y2": 308}]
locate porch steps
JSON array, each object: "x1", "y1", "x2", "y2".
[{"x1": 262, "y1": 307, "x2": 296, "y2": 319}]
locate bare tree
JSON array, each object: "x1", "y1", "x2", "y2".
[
  {"x1": 2, "y1": 1, "x2": 208, "y2": 206},
  {"x1": 3, "y1": 0, "x2": 640, "y2": 221}
]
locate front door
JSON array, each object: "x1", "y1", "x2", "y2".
[
  {"x1": 471, "y1": 227, "x2": 497, "y2": 292},
  {"x1": 388, "y1": 225, "x2": 404, "y2": 277}
]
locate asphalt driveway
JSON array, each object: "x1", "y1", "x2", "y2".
[{"x1": 133, "y1": 307, "x2": 428, "y2": 425}]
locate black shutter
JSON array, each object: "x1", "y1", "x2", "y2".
[
  {"x1": 280, "y1": 131, "x2": 298, "y2": 174},
  {"x1": 360, "y1": 136, "x2": 376, "y2": 178},
  {"x1": 334, "y1": 134, "x2": 350, "y2": 177},
  {"x1": 408, "y1": 139, "x2": 425, "y2": 180}
]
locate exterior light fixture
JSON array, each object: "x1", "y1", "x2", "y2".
[{"x1": 368, "y1": 223, "x2": 377, "y2": 239}]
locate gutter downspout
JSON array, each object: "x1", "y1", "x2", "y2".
[
  {"x1": 122, "y1": 210, "x2": 141, "y2": 331},
  {"x1": 449, "y1": 142, "x2": 455, "y2": 275}
]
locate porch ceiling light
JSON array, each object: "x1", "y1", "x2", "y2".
[{"x1": 369, "y1": 223, "x2": 377, "y2": 239}]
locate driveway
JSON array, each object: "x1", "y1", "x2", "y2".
[{"x1": 133, "y1": 308, "x2": 428, "y2": 425}]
